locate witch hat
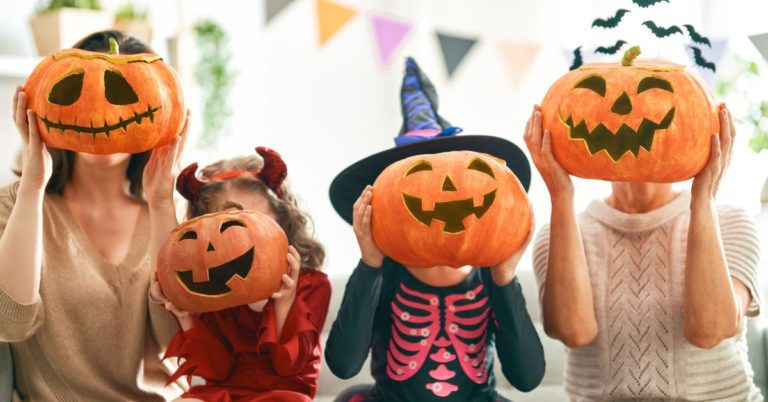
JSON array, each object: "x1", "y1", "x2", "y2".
[{"x1": 329, "y1": 57, "x2": 530, "y2": 224}]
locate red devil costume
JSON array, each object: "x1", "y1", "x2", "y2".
[{"x1": 164, "y1": 147, "x2": 331, "y2": 402}]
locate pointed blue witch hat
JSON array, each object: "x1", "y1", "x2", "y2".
[{"x1": 329, "y1": 57, "x2": 530, "y2": 224}]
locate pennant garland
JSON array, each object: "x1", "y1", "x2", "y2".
[
  {"x1": 749, "y1": 33, "x2": 768, "y2": 63},
  {"x1": 497, "y1": 42, "x2": 541, "y2": 87},
  {"x1": 437, "y1": 32, "x2": 478, "y2": 78},
  {"x1": 265, "y1": 0, "x2": 295, "y2": 24},
  {"x1": 316, "y1": 0, "x2": 358, "y2": 46},
  {"x1": 369, "y1": 13, "x2": 414, "y2": 67}
]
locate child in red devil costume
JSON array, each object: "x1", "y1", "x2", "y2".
[{"x1": 154, "y1": 147, "x2": 330, "y2": 402}]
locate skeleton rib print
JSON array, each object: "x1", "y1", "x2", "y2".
[{"x1": 387, "y1": 282, "x2": 490, "y2": 398}]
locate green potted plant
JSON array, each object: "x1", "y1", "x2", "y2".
[
  {"x1": 194, "y1": 19, "x2": 235, "y2": 148},
  {"x1": 113, "y1": 3, "x2": 151, "y2": 42},
  {"x1": 29, "y1": 0, "x2": 113, "y2": 56}
]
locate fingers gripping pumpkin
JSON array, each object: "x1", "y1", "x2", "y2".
[
  {"x1": 540, "y1": 46, "x2": 718, "y2": 182},
  {"x1": 24, "y1": 37, "x2": 185, "y2": 154},
  {"x1": 157, "y1": 209, "x2": 289, "y2": 313},
  {"x1": 371, "y1": 151, "x2": 532, "y2": 268}
]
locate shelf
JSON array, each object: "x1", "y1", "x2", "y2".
[{"x1": 0, "y1": 55, "x2": 41, "y2": 79}]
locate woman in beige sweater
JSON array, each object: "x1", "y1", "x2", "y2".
[
  {"x1": 0, "y1": 31, "x2": 187, "y2": 401},
  {"x1": 525, "y1": 104, "x2": 763, "y2": 401}
]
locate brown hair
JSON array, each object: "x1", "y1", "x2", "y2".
[
  {"x1": 187, "y1": 156, "x2": 325, "y2": 269},
  {"x1": 35, "y1": 30, "x2": 153, "y2": 200}
]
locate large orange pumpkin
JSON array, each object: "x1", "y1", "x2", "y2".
[
  {"x1": 540, "y1": 46, "x2": 718, "y2": 182},
  {"x1": 24, "y1": 37, "x2": 185, "y2": 155},
  {"x1": 371, "y1": 150, "x2": 531, "y2": 268},
  {"x1": 157, "y1": 209, "x2": 289, "y2": 313}
]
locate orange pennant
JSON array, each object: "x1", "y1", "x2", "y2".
[
  {"x1": 497, "y1": 41, "x2": 541, "y2": 87},
  {"x1": 316, "y1": 0, "x2": 357, "y2": 46}
]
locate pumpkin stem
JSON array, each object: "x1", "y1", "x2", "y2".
[
  {"x1": 108, "y1": 37, "x2": 119, "y2": 55},
  {"x1": 217, "y1": 200, "x2": 244, "y2": 212},
  {"x1": 622, "y1": 46, "x2": 641, "y2": 66}
]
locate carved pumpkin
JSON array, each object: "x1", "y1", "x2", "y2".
[
  {"x1": 371, "y1": 150, "x2": 531, "y2": 268},
  {"x1": 157, "y1": 209, "x2": 289, "y2": 313},
  {"x1": 540, "y1": 46, "x2": 718, "y2": 182},
  {"x1": 24, "y1": 37, "x2": 185, "y2": 155}
]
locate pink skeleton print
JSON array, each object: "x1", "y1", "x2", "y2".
[{"x1": 386, "y1": 282, "x2": 491, "y2": 398}]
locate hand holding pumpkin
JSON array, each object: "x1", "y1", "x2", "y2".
[
  {"x1": 691, "y1": 105, "x2": 735, "y2": 201},
  {"x1": 271, "y1": 246, "x2": 301, "y2": 303},
  {"x1": 353, "y1": 186, "x2": 385, "y2": 268},
  {"x1": 524, "y1": 105, "x2": 573, "y2": 201},
  {"x1": 13, "y1": 86, "x2": 52, "y2": 192},
  {"x1": 490, "y1": 210, "x2": 535, "y2": 286},
  {"x1": 143, "y1": 110, "x2": 190, "y2": 207}
]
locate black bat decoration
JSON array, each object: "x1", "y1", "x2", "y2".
[
  {"x1": 592, "y1": 9, "x2": 630, "y2": 29},
  {"x1": 595, "y1": 40, "x2": 627, "y2": 55},
  {"x1": 642, "y1": 21, "x2": 683, "y2": 38},
  {"x1": 632, "y1": 0, "x2": 670, "y2": 7},
  {"x1": 570, "y1": 46, "x2": 583, "y2": 71},
  {"x1": 683, "y1": 25, "x2": 711, "y2": 47},
  {"x1": 690, "y1": 46, "x2": 716, "y2": 72}
]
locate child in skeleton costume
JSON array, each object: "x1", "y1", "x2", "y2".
[
  {"x1": 158, "y1": 148, "x2": 331, "y2": 402},
  {"x1": 326, "y1": 58, "x2": 545, "y2": 401}
]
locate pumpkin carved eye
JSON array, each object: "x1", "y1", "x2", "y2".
[
  {"x1": 220, "y1": 220, "x2": 246, "y2": 232},
  {"x1": 48, "y1": 70, "x2": 84, "y2": 106},
  {"x1": 467, "y1": 158, "x2": 495, "y2": 178},
  {"x1": 404, "y1": 160, "x2": 433, "y2": 176},
  {"x1": 574, "y1": 75, "x2": 606, "y2": 97},
  {"x1": 637, "y1": 76, "x2": 673, "y2": 94},
  {"x1": 179, "y1": 230, "x2": 197, "y2": 241},
  {"x1": 104, "y1": 70, "x2": 139, "y2": 105}
]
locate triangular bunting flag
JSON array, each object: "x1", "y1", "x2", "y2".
[
  {"x1": 749, "y1": 33, "x2": 768, "y2": 63},
  {"x1": 316, "y1": 0, "x2": 357, "y2": 46},
  {"x1": 265, "y1": 0, "x2": 295, "y2": 24},
  {"x1": 497, "y1": 41, "x2": 540, "y2": 87},
  {"x1": 685, "y1": 39, "x2": 727, "y2": 89},
  {"x1": 370, "y1": 13, "x2": 414, "y2": 67},
  {"x1": 437, "y1": 32, "x2": 478, "y2": 78}
]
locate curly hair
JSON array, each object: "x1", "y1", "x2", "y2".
[{"x1": 187, "y1": 155, "x2": 325, "y2": 269}]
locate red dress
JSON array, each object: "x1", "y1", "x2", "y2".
[{"x1": 164, "y1": 268, "x2": 331, "y2": 402}]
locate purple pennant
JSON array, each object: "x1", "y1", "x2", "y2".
[
  {"x1": 685, "y1": 38, "x2": 727, "y2": 89},
  {"x1": 370, "y1": 13, "x2": 414, "y2": 67}
]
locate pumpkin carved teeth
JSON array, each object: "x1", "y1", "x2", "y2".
[
  {"x1": 402, "y1": 190, "x2": 497, "y2": 234},
  {"x1": 40, "y1": 105, "x2": 161, "y2": 138},
  {"x1": 175, "y1": 247, "x2": 255, "y2": 297}
]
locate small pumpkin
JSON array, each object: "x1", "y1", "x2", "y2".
[
  {"x1": 157, "y1": 208, "x2": 289, "y2": 313},
  {"x1": 371, "y1": 150, "x2": 531, "y2": 268},
  {"x1": 24, "y1": 37, "x2": 185, "y2": 155},
  {"x1": 540, "y1": 46, "x2": 718, "y2": 182}
]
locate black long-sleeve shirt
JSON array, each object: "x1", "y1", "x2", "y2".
[{"x1": 325, "y1": 259, "x2": 545, "y2": 401}]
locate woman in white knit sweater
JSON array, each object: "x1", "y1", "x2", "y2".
[{"x1": 525, "y1": 104, "x2": 763, "y2": 402}]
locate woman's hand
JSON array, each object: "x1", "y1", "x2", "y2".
[
  {"x1": 490, "y1": 211, "x2": 535, "y2": 286},
  {"x1": 692, "y1": 104, "x2": 734, "y2": 202},
  {"x1": 353, "y1": 185, "x2": 385, "y2": 268},
  {"x1": 13, "y1": 86, "x2": 52, "y2": 192},
  {"x1": 143, "y1": 110, "x2": 190, "y2": 207},
  {"x1": 523, "y1": 105, "x2": 573, "y2": 202}
]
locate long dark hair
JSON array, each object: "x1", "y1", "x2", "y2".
[{"x1": 39, "y1": 30, "x2": 153, "y2": 200}]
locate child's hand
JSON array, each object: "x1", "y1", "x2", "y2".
[
  {"x1": 490, "y1": 212, "x2": 535, "y2": 286},
  {"x1": 13, "y1": 86, "x2": 52, "y2": 192},
  {"x1": 272, "y1": 246, "x2": 301, "y2": 305},
  {"x1": 149, "y1": 275, "x2": 169, "y2": 304},
  {"x1": 163, "y1": 300, "x2": 195, "y2": 331},
  {"x1": 353, "y1": 186, "x2": 385, "y2": 268},
  {"x1": 143, "y1": 110, "x2": 190, "y2": 207}
]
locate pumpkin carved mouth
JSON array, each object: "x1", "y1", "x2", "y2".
[
  {"x1": 176, "y1": 247, "x2": 254, "y2": 297},
  {"x1": 561, "y1": 107, "x2": 675, "y2": 162},
  {"x1": 40, "y1": 105, "x2": 161, "y2": 139},
  {"x1": 402, "y1": 190, "x2": 496, "y2": 234}
]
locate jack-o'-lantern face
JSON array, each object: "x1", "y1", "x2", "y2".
[
  {"x1": 24, "y1": 38, "x2": 185, "y2": 155},
  {"x1": 540, "y1": 49, "x2": 718, "y2": 182},
  {"x1": 371, "y1": 151, "x2": 531, "y2": 268},
  {"x1": 157, "y1": 209, "x2": 288, "y2": 313}
]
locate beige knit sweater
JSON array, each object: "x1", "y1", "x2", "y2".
[
  {"x1": 0, "y1": 182, "x2": 183, "y2": 401},
  {"x1": 534, "y1": 192, "x2": 763, "y2": 402}
]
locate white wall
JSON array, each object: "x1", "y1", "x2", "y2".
[{"x1": 0, "y1": 0, "x2": 766, "y2": 279}]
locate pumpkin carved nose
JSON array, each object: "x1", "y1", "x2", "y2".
[
  {"x1": 611, "y1": 92, "x2": 632, "y2": 115},
  {"x1": 442, "y1": 176, "x2": 457, "y2": 192},
  {"x1": 207, "y1": 242, "x2": 215, "y2": 252}
]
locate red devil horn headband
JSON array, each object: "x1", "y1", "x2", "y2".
[{"x1": 175, "y1": 147, "x2": 288, "y2": 201}]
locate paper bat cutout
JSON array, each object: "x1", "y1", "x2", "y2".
[
  {"x1": 595, "y1": 40, "x2": 627, "y2": 55},
  {"x1": 570, "y1": 46, "x2": 583, "y2": 70},
  {"x1": 683, "y1": 25, "x2": 711, "y2": 47},
  {"x1": 642, "y1": 21, "x2": 683, "y2": 38},
  {"x1": 690, "y1": 46, "x2": 716, "y2": 72},
  {"x1": 592, "y1": 9, "x2": 630, "y2": 29},
  {"x1": 632, "y1": 0, "x2": 670, "y2": 7}
]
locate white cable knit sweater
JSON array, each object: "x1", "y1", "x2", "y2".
[{"x1": 533, "y1": 192, "x2": 763, "y2": 402}]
